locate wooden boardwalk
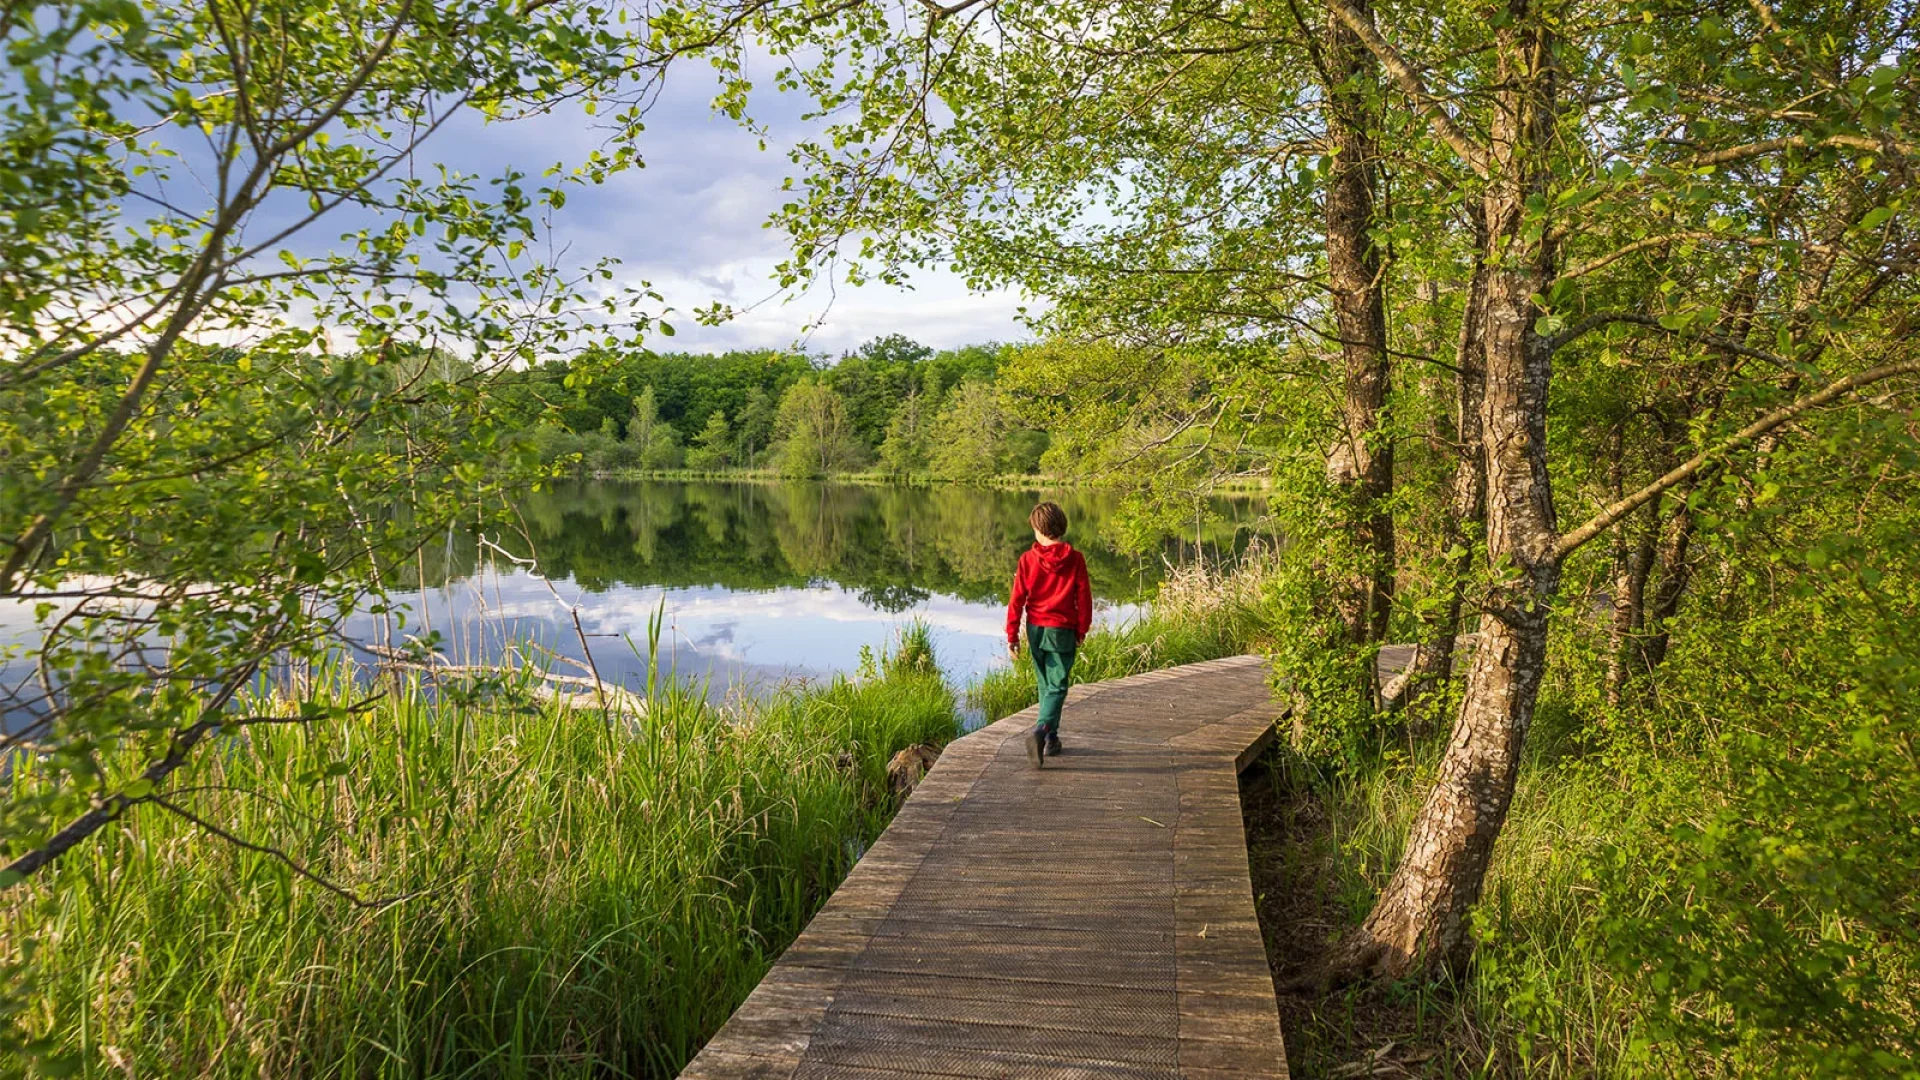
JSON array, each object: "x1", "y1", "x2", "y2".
[{"x1": 680, "y1": 656, "x2": 1289, "y2": 1080}]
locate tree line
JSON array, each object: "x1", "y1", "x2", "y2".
[{"x1": 494, "y1": 334, "x2": 1052, "y2": 479}]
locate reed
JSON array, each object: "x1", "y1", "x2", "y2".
[{"x1": 2, "y1": 661, "x2": 957, "y2": 1078}]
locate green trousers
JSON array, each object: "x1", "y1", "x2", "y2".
[{"x1": 1027, "y1": 624, "x2": 1078, "y2": 737}]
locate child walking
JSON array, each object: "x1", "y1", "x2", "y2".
[{"x1": 1006, "y1": 502, "x2": 1092, "y2": 768}]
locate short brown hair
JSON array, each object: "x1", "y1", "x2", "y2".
[{"x1": 1029, "y1": 502, "x2": 1068, "y2": 539}]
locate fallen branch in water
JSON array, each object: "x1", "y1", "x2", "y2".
[{"x1": 360, "y1": 645, "x2": 647, "y2": 715}]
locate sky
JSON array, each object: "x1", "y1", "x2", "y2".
[{"x1": 429, "y1": 62, "x2": 1034, "y2": 359}]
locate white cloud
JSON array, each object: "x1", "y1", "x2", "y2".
[{"x1": 428, "y1": 58, "x2": 1034, "y2": 354}]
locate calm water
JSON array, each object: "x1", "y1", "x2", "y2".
[
  {"x1": 1, "y1": 481, "x2": 1270, "y2": 723},
  {"x1": 343, "y1": 480, "x2": 1269, "y2": 695}
]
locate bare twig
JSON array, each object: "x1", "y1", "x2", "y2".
[{"x1": 149, "y1": 795, "x2": 414, "y2": 909}]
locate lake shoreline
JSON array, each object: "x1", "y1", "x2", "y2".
[{"x1": 565, "y1": 466, "x2": 1280, "y2": 494}]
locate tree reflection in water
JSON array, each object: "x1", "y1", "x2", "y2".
[
  {"x1": 512, "y1": 479, "x2": 1264, "y2": 604},
  {"x1": 332, "y1": 479, "x2": 1272, "y2": 697}
]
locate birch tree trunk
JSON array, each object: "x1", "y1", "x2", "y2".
[
  {"x1": 1338, "y1": 5, "x2": 1560, "y2": 978},
  {"x1": 1322, "y1": 0, "x2": 1395, "y2": 661},
  {"x1": 1402, "y1": 230, "x2": 1489, "y2": 729}
]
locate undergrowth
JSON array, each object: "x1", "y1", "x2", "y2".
[{"x1": 1243, "y1": 541, "x2": 1920, "y2": 1077}]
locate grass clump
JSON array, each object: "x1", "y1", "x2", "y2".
[{"x1": 2, "y1": 663, "x2": 957, "y2": 1078}]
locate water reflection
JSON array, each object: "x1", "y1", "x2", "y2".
[
  {"x1": 365, "y1": 480, "x2": 1268, "y2": 693},
  {"x1": 1, "y1": 481, "x2": 1270, "y2": 722},
  {"x1": 510, "y1": 481, "x2": 1246, "y2": 602}
]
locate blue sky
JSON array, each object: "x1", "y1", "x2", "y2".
[{"x1": 435, "y1": 64, "x2": 1032, "y2": 358}]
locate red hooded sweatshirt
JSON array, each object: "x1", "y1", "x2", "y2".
[{"x1": 1006, "y1": 541, "x2": 1093, "y2": 646}]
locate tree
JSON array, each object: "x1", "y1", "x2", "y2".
[
  {"x1": 771, "y1": 379, "x2": 862, "y2": 478},
  {"x1": 0, "y1": 0, "x2": 703, "y2": 963},
  {"x1": 921, "y1": 343, "x2": 1003, "y2": 398},
  {"x1": 736, "y1": 385, "x2": 779, "y2": 465},
  {"x1": 1321, "y1": 0, "x2": 1397, "y2": 664},
  {"x1": 686, "y1": 410, "x2": 734, "y2": 470},
  {"x1": 878, "y1": 392, "x2": 933, "y2": 475},
  {"x1": 928, "y1": 380, "x2": 1006, "y2": 483},
  {"x1": 1323, "y1": 0, "x2": 1562, "y2": 976},
  {"x1": 624, "y1": 386, "x2": 682, "y2": 470},
  {"x1": 831, "y1": 334, "x2": 932, "y2": 451},
  {"x1": 1399, "y1": 219, "x2": 1489, "y2": 727},
  {"x1": 588, "y1": 415, "x2": 639, "y2": 472}
]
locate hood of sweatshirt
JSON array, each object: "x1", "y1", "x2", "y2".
[{"x1": 1032, "y1": 540, "x2": 1076, "y2": 566}]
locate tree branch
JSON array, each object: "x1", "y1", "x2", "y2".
[
  {"x1": 1324, "y1": 0, "x2": 1491, "y2": 179},
  {"x1": 1545, "y1": 310, "x2": 1793, "y2": 370},
  {"x1": 149, "y1": 795, "x2": 410, "y2": 909},
  {"x1": 1, "y1": 670, "x2": 255, "y2": 884},
  {"x1": 1554, "y1": 359, "x2": 1920, "y2": 560},
  {"x1": 1674, "y1": 133, "x2": 1915, "y2": 169},
  {"x1": 917, "y1": 0, "x2": 995, "y2": 23}
]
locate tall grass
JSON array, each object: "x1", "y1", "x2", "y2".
[
  {"x1": 970, "y1": 551, "x2": 1274, "y2": 723},
  {"x1": 2, "y1": 663, "x2": 957, "y2": 1078}
]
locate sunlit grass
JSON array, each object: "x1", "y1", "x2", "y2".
[
  {"x1": 1246, "y1": 704, "x2": 1670, "y2": 1077},
  {"x1": 3, "y1": 664, "x2": 957, "y2": 1078}
]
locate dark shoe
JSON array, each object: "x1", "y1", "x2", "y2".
[
  {"x1": 1027, "y1": 728, "x2": 1046, "y2": 768},
  {"x1": 1046, "y1": 734, "x2": 1063, "y2": 757}
]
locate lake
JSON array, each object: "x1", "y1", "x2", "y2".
[
  {"x1": 340, "y1": 479, "x2": 1270, "y2": 697},
  {"x1": 1, "y1": 480, "x2": 1271, "y2": 726}
]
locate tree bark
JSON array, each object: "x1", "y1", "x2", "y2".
[
  {"x1": 1638, "y1": 491, "x2": 1695, "y2": 673},
  {"x1": 1322, "y1": 0, "x2": 1395, "y2": 658},
  {"x1": 1337, "y1": 4, "x2": 1559, "y2": 979},
  {"x1": 1402, "y1": 219, "x2": 1489, "y2": 728},
  {"x1": 1605, "y1": 496, "x2": 1659, "y2": 708}
]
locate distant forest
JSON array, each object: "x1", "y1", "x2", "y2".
[{"x1": 494, "y1": 334, "x2": 1049, "y2": 480}]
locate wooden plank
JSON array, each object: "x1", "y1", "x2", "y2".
[
  {"x1": 679, "y1": 656, "x2": 1289, "y2": 1079},
  {"x1": 679, "y1": 1049, "x2": 800, "y2": 1080}
]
